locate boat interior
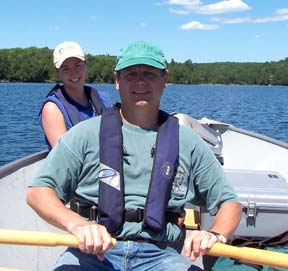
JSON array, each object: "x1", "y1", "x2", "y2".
[{"x1": 0, "y1": 116, "x2": 288, "y2": 270}]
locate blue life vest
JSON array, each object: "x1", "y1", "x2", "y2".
[
  {"x1": 46, "y1": 84, "x2": 106, "y2": 126},
  {"x1": 98, "y1": 105, "x2": 179, "y2": 233}
]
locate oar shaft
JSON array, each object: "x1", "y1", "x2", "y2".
[
  {"x1": 207, "y1": 243, "x2": 288, "y2": 269},
  {"x1": 0, "y1": 230, "x2": 287, "y2": 269},
  {"x1": 0, "y1": 229, "x2": 116, "y2": 247},
  {"x1": 0, "y1": 229, "x2": 77, "y2": 247}
]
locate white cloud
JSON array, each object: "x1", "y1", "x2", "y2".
[
  {"x1": 169, "y1": 7, "x2": 191, "y2": 15},
  {"x1": 212, "y1": 17, "x2": 250, "y2": 23},
  {"x1": 212, "y1": 14, "x2": 288, "y2": 24},
  {"x1": 200, "y1": 0, "x2": 250, "y2": 14},
  {"x1": 163, "y1": 0, "x2": 250, "y2": 15},
  {"x1": 89, "y1": 16, "x2": 97, "y2": 21},
  {"x1": 155, "y1": 0, "x2": 201, "y2": 6},
  {"x1": 168, "y1": 0, "x2": 201, "y2": 5},
  {"x1": 276, "y1": 8, "x2": 288, "y2": 15},
  {"x1": 50, "y1": 26, "x2": 60, "y2": 31},
  {"x1": 158, "y1": 1, "x2": 288, "y2": 31},
  {"x1": 252, "y1": 15, "x2": 288, "y2": 23},
  {"x1": 139, "y1": 21, "x2": 147, "y2": 28},
  {"x1": 180, "y1": 20, "x2": 219, "y2": 30}
]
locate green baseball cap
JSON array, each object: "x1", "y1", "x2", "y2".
[{"x1": 115, "y1": 41, "x2": 167, "y2": 71}]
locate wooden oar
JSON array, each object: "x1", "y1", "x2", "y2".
[
  {"x1": 208, "y1": 242, "x2": 288, "y2": 270},
  {"x1": 0, "y1": 229, "x2": 116, "y2": 247},
  {"x1": 0, "y1": 229, "x2": 287, "y2": 269}
]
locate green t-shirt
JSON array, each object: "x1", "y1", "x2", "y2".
[{"x1": 30, "y1": 115, "x2": 238, "y2": 241}]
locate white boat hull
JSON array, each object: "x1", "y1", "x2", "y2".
[
  {"x1": 0, "y1": 152, "x2": 65, "y2": 270},
  {"x1": 0, "y1": 117, "x2": 287, "y2": 270}
]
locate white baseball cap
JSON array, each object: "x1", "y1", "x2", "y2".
[{"x1": 53, "y1": 41, "x2": 85, "y2": 69}]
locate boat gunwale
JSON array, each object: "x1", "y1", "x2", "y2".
[
  {"x1": 227, "y1": 126, "x2": 288, "y2": 149},
  {"x1": 0, "y1": 150, "x2": 48, "y2": 179},
  {"x1": 1, "y1": 122, "x2": 287, "y2": 179}
]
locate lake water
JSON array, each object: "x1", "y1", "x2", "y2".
[{"x1": 0, "y1": 83, "x2": 287, "y2": 167}]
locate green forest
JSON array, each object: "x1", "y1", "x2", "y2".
[{"x1": 1, "y1": 47, "x2": 288, "y2": 85}]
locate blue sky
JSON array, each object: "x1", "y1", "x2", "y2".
[{"x1": 1, "y1": 0, "x2": 288, "y2": 63}]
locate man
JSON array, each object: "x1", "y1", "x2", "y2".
[{"x1": 27, "y1": 41, "x2": 241, "y2": 270}]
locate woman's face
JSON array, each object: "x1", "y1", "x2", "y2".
[{"x1": 57, "y1": 57, "x2": 87, "y2": 88}]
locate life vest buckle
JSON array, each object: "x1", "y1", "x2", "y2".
[{"x1": 70, "y1": 197, "x2": 98, "y2": 221}]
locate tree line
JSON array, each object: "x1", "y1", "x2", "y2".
[{"x1": 1, "y1": 47, "x2": 288, "y2": 85}]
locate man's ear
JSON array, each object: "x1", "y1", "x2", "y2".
[
  {"x1": 164, "y1": 69, "x2": 169, "y2": 87},
  {"x1": 114, "y1": 71, "x2": 120, "y2": 90}
]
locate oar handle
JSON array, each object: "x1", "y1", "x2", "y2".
[{"x1": 0, "y1": 229, "x2": 116, "y2": 247}]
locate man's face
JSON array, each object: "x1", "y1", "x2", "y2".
[{"x1": 114, "y1": 64, "x2": 168, "y2": 109}]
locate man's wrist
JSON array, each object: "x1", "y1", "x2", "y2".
[{"x1": 207, "y1": 230, "x2": 227, "y2": 243}]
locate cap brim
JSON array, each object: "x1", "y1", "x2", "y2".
[
  {"x1": 55, "y1": 55, "x2": 85, "y2": 69},
  {"x1": 115, "y1": 57, "x2": 166, "y2": 71}
]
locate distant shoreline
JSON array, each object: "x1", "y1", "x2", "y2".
[{"x1": 0, "y1": 81, "x2": 285, "y2": 87}]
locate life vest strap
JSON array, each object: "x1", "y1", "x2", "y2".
[
  {"x1": 98, "y1": 105, "x2": 179, "y2": 233},
  {"x1": 70, "y1": 200, "x2": 180, "y2": 224},
  {"x1": 46, "y1": 84, "x2": 106, "y2": 126}
]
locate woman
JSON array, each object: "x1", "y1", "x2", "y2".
[{"x1": 40, "y1": 41, "x2": 111, "y2": 149}]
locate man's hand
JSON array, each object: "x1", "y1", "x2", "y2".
[
  {"x1": 183, "y1": 230, "x2": 219, "y2": 261},
  {"x1": 68, "y1": 222, "x2": 114, "y2": 261},
  {"x1": 27, "y1": 187, "x2": 115, "y2": 261}
]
